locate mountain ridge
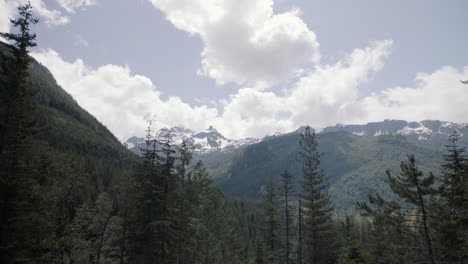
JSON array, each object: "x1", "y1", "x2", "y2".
[{"x1": 124, "y1": 119, "x2": 467, "y2": 154}]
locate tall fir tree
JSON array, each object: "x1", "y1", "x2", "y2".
[
  {"x1": 157, "y1": 129, "x2": 178, "y2": 263},
  {"x1": 262, "y1": 175, "x2": 281, "y2": 263},
  {"x1": 434, "y1": 132, "x2": 468, "y2": 263},
  {"x1": 130, "y1": 122, "x2": 161, "y2": 264},
  {"x1": 0, "y1": 2, "x2": 42, "y2": 262},
  {"x1": 298, "y1": 126, "x2": 335, "y2": 264},
  {"x1": 280, "y1": 170, "x2": 295, "y2": 264}
]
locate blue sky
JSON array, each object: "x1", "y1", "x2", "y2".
[{"x1": 1, "y1": 0, "x2": 467, "y2": 140}]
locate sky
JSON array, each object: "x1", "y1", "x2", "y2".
[{"x1": 1, "y1": 0, "x2": 467, "y2": 140}]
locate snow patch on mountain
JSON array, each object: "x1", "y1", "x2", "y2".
[
  {"x1": 124, "y1": 120, "x2": 467, "y2": 155},
  {"x1": 124, "y1": 125, "x2": 261, "y2": 154},
  {"x1": 322, "y1": 120, "x2": 466, "y2": 143}
]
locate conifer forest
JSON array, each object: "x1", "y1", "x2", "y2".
[{"x1": 0, "y1": 3, "x2": 467, "y2": 264}]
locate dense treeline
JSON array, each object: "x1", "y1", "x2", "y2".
[{"x1": 1, "y1": 4, "x2": 467, "y2": 264}]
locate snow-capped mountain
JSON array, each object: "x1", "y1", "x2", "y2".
[
  {"x1": 124, "y1": 126, "x2": 260, "y2": 154},
  {"x1": 318, "y1": 120, "x2": 468, "y2": 149},
  {"x1": 124, "y1": 120, "x2": 467, "y2": 155},
  {"x1": 321, "y1": 120, "x2": 466, "y2": 139}
]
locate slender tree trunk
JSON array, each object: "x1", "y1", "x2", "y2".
[{"x1": 414, "y1": 173, "x2": 436, "y2": 264}]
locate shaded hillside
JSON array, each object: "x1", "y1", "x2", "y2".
[
  {"x1": 210, "y1": 131, "x2": 444, "y2": 211},
  {"x1": 0, "y1": 41, "x2": 135, "y2": 195}
]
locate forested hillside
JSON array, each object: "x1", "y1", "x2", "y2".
[
  {"x1": 206, "y1": 131, "x2": 442, "y2": 211},
  {"x1": 0, "y1": 39, "x2": 134, "y2": 190},
  {"x1": 1, "y1": 4, "x2": 466, "y2": 264}
]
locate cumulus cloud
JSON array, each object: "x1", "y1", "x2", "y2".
[
  {"x1": 32, "y1": 43, "x2": 468, "y2": 141},
  {"x1": 28, "y1": 0, "x2": 70, "y2": 25},
  {"x1": 149, "y1": 0, "x2": 320, "y2": 88},
  {"x1": 31, "y1": 49, "x2": 220, "y2": 140},
  {"x1": 360, "y1": 66, "x2": 468, "y2": 124},
  {"x1": 217, "y1": 40, "x2": 394, "y2": 138},
  {"x1": 0, "y1": 0, "x2": 17, "y2": 36}
]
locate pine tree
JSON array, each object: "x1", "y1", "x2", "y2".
[
  {"x1": 130, "y1": 122, "x2": 161, "y2": 264},
  {"x1": 174, "y1": 139, "x2": 195, "y2": 264},
  {"x1": 0, "y1": 2, "x2": 42, "y2": 262},
  {"x1": 298, "y1": 126, "x2": 335, "y2": 264},
  {"x1": 357, "y1": 194, "x2": 410, "y2": 264},
  {"x1": 435, "y1": 132, "x2": 468, "y2": 263},
  {"x1": 156, "y1": 129, "x2": 178, "y2": 263},
  {"x1": 262, "y1": 176, "x2": 281, "y2": 263},
  {"x1": 337, "y1": 215, "x2": 365, "y2": 264},
  {"x1": 387, "y1": 155, "x2": 437, "y2": 264},
  {"x1": 280, "y1": 170, "x2": 295, "y2": 264}
]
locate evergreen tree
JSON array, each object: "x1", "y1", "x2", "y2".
[
  {"x1": 337, "y1": 215, "x2": 365, "y2": 264},
  {"x1": 358, "y1": 155, "x2": 439, "y2": 263},
  {"x1": 262, "y1": 176, "x2": 281, "y2": 263},
  {"x1": 357, "y1": 194, "x2": 409, "y2": 264},
  {"x1": 92, "y1": 192, "x2": 115, "y2": 264},
  {"x1": 130, "y1": 122, "x2": 161, "y2": 264},
  {"x1": 174, "y1": 139, "x2": 195, "y2": 264},
  {"x1": 387, "y1": 155, "x2": 437, "y2": 264},
  {"x1": 0, "y1": 3, "x2": 42, "y2": 262},
  {"x1": 298, "y1": 126, "x2": 335, "y2": 264},
  {"x1": 434, "y1": 132, "x2": 468, "y2": 263},
  {"x1": 280, "y1": 170, "x2": 295, "y2": 264},
  {"x1": 156, "y1": 130, "x2": 178, "y2": 263}
]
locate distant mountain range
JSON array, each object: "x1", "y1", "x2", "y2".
[
  {"x1": 124, "y1": 120, "x2": 467, "y2": 154},
  {"x1": 124, "y1": 125, "x2": 260, "y2": 154},
  {"x1": 123, "y1": 120, "x2": 467, "y2": 211}
]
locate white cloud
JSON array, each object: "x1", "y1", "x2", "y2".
[
  {"x1": 216, "y1": 40, "x2": 394, "y2": 138},
  {"x1": 0, "y1": 0, "x2": 17, "y2": 38},
  {"x1": 31, "y1": 43, "x2": 468, "y2": 141},
  {"x1": 284, "y1": 40, "x2": 394, "y2": 129},
  {"x1": 149, "y1": 0, "x2": 320, "y2": 88},
  {"x1": 31, "y1": 49, "x2": 220, "y2": 140},
  {"x1": 29, "y1": 0, "x2": 70, "y2": 25},
  {"x1": 57, "y1": 0, "x2": 97, "y2": 13},
  {"x1": 360, "y1": 66, "x2": 468, "y2": 124}
]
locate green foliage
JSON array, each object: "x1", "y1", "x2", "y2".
[
  {"x1": 432, "y1": 132, "x2": 468, "y2": 263},
  {"x1": 0, "y1": 3, "x2": 43, "y2": 262},
  {"x1": 298, "y1": 127, "x2": 336, "y2": 264},
  {"x1": 262, "y1": 176, "x2": 281, "y2": 263},
  {"x1": 1, "y1": 4, "x2": 466, "y2": 264},
  {"x1": 356, "y1": 150, "x2": 468, "y2": 264},
  {"x1": 213, "y1": 131, "x2": 443, "y2": 212},
  {"x1": 280, "y1": 170, "x2": 295, "y2": 264}
]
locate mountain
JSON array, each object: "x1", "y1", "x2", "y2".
[
  {"x1": 125, "y1": 120, "x2": 467, "y2": 155},
  {"x1": 322, "y1": 119, "x2": 468, "y2": 148},
  {"x1": 123, "y1": 120, "x2": 465, "y2": 211},
  {"x1": 0, "y1": 41, "x2": 135, "y2": 195},
  {"x1": 122, "y1": 120, "x2": 466, "y2": 210},
  {"x1": 124, "y1": 125, "x2": 260, "y2": 154},
  {"x1": 212, "y1": 132, "x2": 445, "y2": 211}
]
